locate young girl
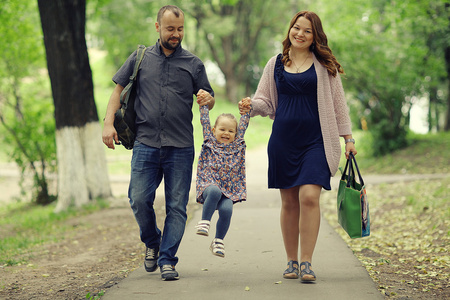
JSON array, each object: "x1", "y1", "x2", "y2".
[{"x1": 195, "y1": 95, "x2": 251, "y2": 258}]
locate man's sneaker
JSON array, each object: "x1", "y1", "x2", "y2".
[
  {"x1": 144, "y1": 247, "x2": 159, "y2": 272},
  {"x1": 160, "y1": 265, "x2": 179, "y2": 281}
]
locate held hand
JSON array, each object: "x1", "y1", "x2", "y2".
[
  {"x1": 345, "y1": 143, "x2": 357, "y2": 159},
  {"x1": 238, "y1": 97, "x2": 252, "y2": 115},
  {"x1": 102, "y1": 124, "x2": 119, "y2": 150},
  {"x1": 196, "y1": 89, "x2": 212, "y2": 107}
]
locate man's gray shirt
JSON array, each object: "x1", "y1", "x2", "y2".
[{"x1": 113, "y1": 41, "x2": 214, "y2": 148}]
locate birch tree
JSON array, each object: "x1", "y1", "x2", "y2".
[{"x1": 37, "y1": 0, "x2": 111, "y2": 212}]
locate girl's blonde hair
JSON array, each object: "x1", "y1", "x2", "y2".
[{"x1": 214, "y1": 113, "x2": 238, "y2": 130}]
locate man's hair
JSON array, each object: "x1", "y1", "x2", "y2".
[{"x1": 157, "y1": 5, "x2": 184, "y2": 24}]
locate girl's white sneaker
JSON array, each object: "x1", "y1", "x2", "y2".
[{"x1": 195, "y1": 220, "x2": 210, "y2": 236}]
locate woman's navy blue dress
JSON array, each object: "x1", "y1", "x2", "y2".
[{"x1": 267, "y1": 55, "x2": 331, "y2": 190}]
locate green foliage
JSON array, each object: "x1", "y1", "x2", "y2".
[
  {"x1": 368, "y1": 119, "x2": 408, "y2": 156},
  {"x1": 0, "y1": 1, "x2": 44, "y2": 79},
  {"x1": 311, "y1": 0, "x2": 449, "y2": 154},
  {"x1": 0, "y1": 200, "x2": 110, "y2": 266},
  {"x1": 87, "y1": 0, "x2": 165, "y2": 68},
  {"x1": 354, "y1": 131, "x2": 450, "y2": 174},
  {"x1": 89, "y1": 0, "x2": 449, "y2": 144},
  {"x1": 0, "y1": 0, "x2": 56, "y2": 205},
  {"x1": 1, "y1": 87, "x2": 57, "y2": 204},
  {"x1": 86, "y1": 290, "x2": 105, "y2": 300},
  {"x1": 180, "y1": 0, "x2": 294, "y2": 101}
]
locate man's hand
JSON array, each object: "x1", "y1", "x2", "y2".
[
  {"x1": 102, "y1": 124, "x2": 119, "y2": 150},
  {"x1": 196, "y1": 89, "x2": 214, "y2": 108}
]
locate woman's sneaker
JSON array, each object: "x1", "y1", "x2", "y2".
[{"x1": 195, "y1": 220, "x2": 210, "y2": 236}]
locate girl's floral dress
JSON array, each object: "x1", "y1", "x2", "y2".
[{"x1": 196, "y1": 105, "x2": 250, "y2": 204}]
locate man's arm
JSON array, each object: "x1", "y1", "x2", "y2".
[{"x1": 102, "y1": 84, "x2": 124, "y2": 149}]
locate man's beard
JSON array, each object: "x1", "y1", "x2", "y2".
[{"x1": 161, "y1": 37, "x2": 181, "y2": 51}]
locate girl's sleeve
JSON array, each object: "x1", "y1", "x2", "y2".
[
  {"x1": 237, "y1": 112, "x2": 250, "y2": 139},
  {"x1": 200, "y1": 105, "x2": 212, "y2": 139}
]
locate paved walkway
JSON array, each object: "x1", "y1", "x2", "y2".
[{"x1": 102, "y1": 147, "x2": 388, "y2": 300}]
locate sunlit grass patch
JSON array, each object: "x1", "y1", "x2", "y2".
[
  {"x1": 354, "y1": 131, "x2": 450, "y2": 174},
  {"x1": 0, "y1": 200, "x2": 109, "y2": 266}
]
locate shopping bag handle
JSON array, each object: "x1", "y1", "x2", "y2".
[
  {"x1": 340, "y1": 152, "x2": 364, "y2": 188},
  {"x1": 349, "y1": 152, "x2": 364, "y2": 187}
]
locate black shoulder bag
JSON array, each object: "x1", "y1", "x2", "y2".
[{"x1": 113, "y1": 44, "x2": 146, "y2": 150}]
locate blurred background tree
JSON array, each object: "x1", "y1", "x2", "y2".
[
  {"x1": 0, "y1": 1, "x2": 56, "y2": 205},
  {"x1": 316, "y1": 0, "x2": 449, "y2": 155}
]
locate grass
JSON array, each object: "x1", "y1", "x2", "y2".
[
  {"x1": 348, "y1": 131, "x2": 450, "y2": 175},
  {"x1": 0, "y1": 200, "x2": 109, "y2": 266}
]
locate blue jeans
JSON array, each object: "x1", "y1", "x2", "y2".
[
  {"x1": 129, "y1": 142, "x2": 194, "y2": 266},
  {"x1": 201, "y1": 185, "x2": 233, "y2": 239}
]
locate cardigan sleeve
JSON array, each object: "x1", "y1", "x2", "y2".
[
  {"x1": 330, "y1": 73, "x2": 352, "y2": 136},
  {"x1": 250, "y1": 56, "x2": 278, "y2": 120}
]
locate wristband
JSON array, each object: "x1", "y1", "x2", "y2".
[{"x1": 345, "y1": 138, "x2": 355, "y2": 144}]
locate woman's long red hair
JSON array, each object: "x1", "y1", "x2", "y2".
[{"x1": 281, "y1": 11, "x2": 344, "y2": 77}]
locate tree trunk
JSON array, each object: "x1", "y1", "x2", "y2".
[
  {"x1": 224, "y1": 75, "x2": 239, "y2": 104},
  {"x1": 428, "y1": 86, "x2": 438, "y2": 132},
  {"x1": 37, "y1": 0, "x2": 111, "y2": 212},
  {"x1": 190, "y1": 0, "x2": 282, "y2": 103},
  {"x1": 444, "y1": 45, "x2": 450, "y2": 131}
]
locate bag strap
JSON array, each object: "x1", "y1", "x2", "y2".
[
  {"x1": 341, "y1": 152, "x2": 363, "y2": 189},
  {"x1": 349, "y1": 152, "x2": 365, "y2": 187},
  {"x1": 347, "y1": 154, "x2": 355, "y2": 188},
  {"x1": 119, "y1": 44, "x2": 146, "y2": 108},
  {"x1": 340, "y1": 155, "x2": 351, "y2": 181}
]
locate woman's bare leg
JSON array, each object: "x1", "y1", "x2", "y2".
[
  {"x1": 279, "y1": 186, "x2": 300, "y2": 262},
  {"x1": 299, "y1": 184, "x2": 321, "y2": 279}
]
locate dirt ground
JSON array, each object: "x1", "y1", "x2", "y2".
[
  {"x1": 0, "y1": 190, "x2": 200, "y2": 300},
  {"x1": 0, "y1": 170, "x2": 198, "y2": 300},
  {"x1": 0, "y1": 173, "x2": 448, "y2": 299}
]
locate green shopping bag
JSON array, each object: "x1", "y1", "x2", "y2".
[{"x1": 337, "y1": 152, "x2": 370, "y2": 239}]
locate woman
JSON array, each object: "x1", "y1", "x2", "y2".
[{"x1": 239, "y1": 11, "x2": 357, "y2": 282}]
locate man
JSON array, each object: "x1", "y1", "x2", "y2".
[{"x1": 102, "y1": 5, "x2": 215, "y2": 281}]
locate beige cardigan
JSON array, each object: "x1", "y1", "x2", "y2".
[{"x1": 250, "y1": 54, "x2": 352, "y2": 176}]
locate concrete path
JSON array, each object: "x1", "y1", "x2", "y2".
[{"x1": 102, "y1": 147, "x2": 386, "y2": 300}]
